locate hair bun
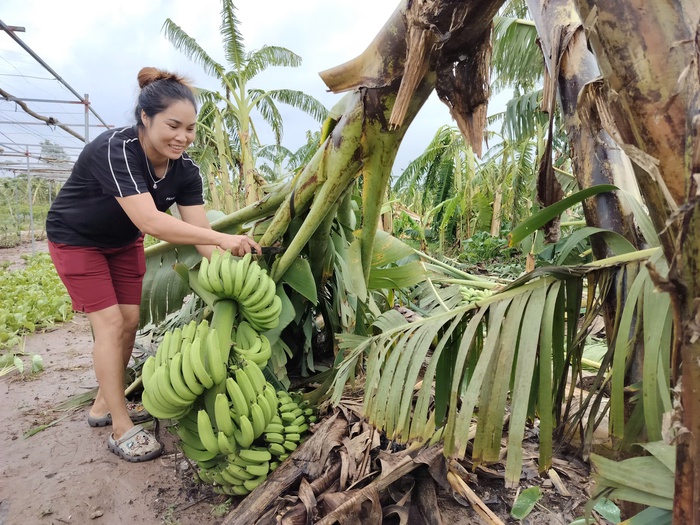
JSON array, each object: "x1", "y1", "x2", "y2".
[{"x1": 137, "y1": 67, "x2": 183, "y2": 89}]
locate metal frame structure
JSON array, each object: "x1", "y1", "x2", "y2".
[{"x1": 0, "y1": 19, "x2": 112, "y2": 251}]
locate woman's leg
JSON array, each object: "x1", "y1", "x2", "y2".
[
  {"x1": 87, "y1": 305, "x2": 135, "y2": 439},
  {"x1": 89, "y1": 303, "x2": 141, "y2": 437}
]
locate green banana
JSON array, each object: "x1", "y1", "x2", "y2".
[
  {"x1": 176, "y1": 424, "x2": 205, "y2": 449},
  {"x1": 197, "y1": 409, "x2": 221, "y2": 455},
  {"x1": 195, "y1": 319, "x2": 209, "y2": 342},
  {"x1": 285, "y1": 433, "x2": 301, "y2": 442},
  {"x1": 169, "y1": 353, "x2": 199, "y2": 402},
  {"x1": 243, "y1": 475, "x2": 267, "y2": 492},
  {"x1": 237, "y1": 261, "x2": 261, "y2": 301},
  {"x1": 264, "y1": 422, "x2": 285, "y2": 434},
  {"x1": 214, "y1": 393, "x2": 235, "y2": 437},
  {"x1": 198, "y1": 256, "x2": 214, "y2": 293},
  {"x1": 142, "y1": 388, "x2": 184, "y2": 420},
  {"x1": 256, "y1": 393, "x2": 272, "y2": 424},
  {"x1": 283, "y1": 440, "x2": 298, "y2": 452},
  {"x1": 169, "y1": 327, "x2": 183, "y2": 357},
  {"x1": 244, "y1": 295, "x2": 282, "y2": 327},
  {"x1": 180, "y1": 341, "x2": 205, "y2": 396},
  {"x1": 189, "y1": 338, "x2": 214, "y2": 389},
  {"x1": 231, "y1": 485, "x2": 251, "y2": 496},
  {"x1": 264, "y1": 433, "x2": 285, "y2": 444},
  {"x1": 250, "y1": 402, "x2": 266, "y2": 438},
  {"x1": 226, "y1": 463, "x2": 254, "y2": 481},
  {"x1": 219, "y1": 466, "x2": 244, "y2": 486},
  {"x1": 233, "y1": 414, "x2": 255, "y2": 448},
  {"x1": 239, "y1": 274, "x2": 274, "y2": 311},
  {"x1": 263, "y1": 385, "x2": 278, "y2": 415},
  {"x1": 244, "y1": 462, "x2": 269, "y2": 478},
  {"x1": 283, "y1": 425, "x2": 300, "y2": 434},
  {"x1": 217, "y1": 431, "x2": 237, "y2": 455},
  {"x1": 157, "y1": 362, "x2": 192, "y2": 408},
  {"x1": 182, "y1": 320, "x2": 198, "y2": 345},
  {"x1": 243, "y1": 360, "x2": 266, "y2": 394},
  {"x1": 236, "y1": 321, "x2": 258, "y2": 348},
  {"x1": 208, "y1": 249, "x2": 225, "y2": 294},
  {"x1": 223, "y1": 256, "x2": 237, "y2": 297},
  {"x1": 279, "y1": 402, "x2": 299, "y2": 413},
  {"x1": 155, "y1": 331, "x2": 172, "y2": 367},
  {"x1": 220, "y1": 250, "x2": 234, "y2": 296},
  {"x1": 225, "y1": 377, "x2": 250, "y2": 419},
  {"x1": 181, "y1": 442, "x2": 218, "y2": 462},
  {"x1": 238, "y1": 448, "x2": 272, "y2": 463},
  {"x1": 141, "y1": 355, "x2": 157, "y2": 390},
  {"x1": 268, "y1": 442, "x2": 287, "y2": 456},
  {"x1": 234, "y1": 367, "x2": 257, "y2": 405},
  {"x1": 232, "y1": 253, "x2": 251, "y2": 297}
]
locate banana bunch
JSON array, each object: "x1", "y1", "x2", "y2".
[
  {"x1": 197, "y1": 251, "x2": 282, "y2": 332},
  {"x1": 142, "y1": 320, "x2": 228, "y2": 420},
  {"x1": 232, "y1": 321, "x2": 272, "y2": 368},
  {"x1": 174, "y1": 368, "x2": 317, "y2": 497},
  {"x1": 201, "y1": 448, "x2": 273, "y2": 496},
  {"x1": 262, "y1": 391, "x2": 315, "y2": 458},
  {"x1": 459, "y1": 286, "x2": 494, "y2": 304},
  {"x1": 178, "y1": 360, "x2": 277, "y2": 458}
]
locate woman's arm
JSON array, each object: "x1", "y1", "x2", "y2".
[
  {"x1": 177, "y1": 204, "x2": 235, "y2": 259},
  {"x1": 116, "y1": 193, "x2": 260, "y2": 256}
]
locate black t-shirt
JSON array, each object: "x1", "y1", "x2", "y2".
[{"x1": 46, "y1": 125, "x2": 204, "y2": 248}]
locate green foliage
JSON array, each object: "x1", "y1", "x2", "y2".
[
  {"x1": 0, "y1": 253, "x2": 73, "y2": 350},
  {"x1": 459, "y1": 231, "x2": 525, "y2": 279}
]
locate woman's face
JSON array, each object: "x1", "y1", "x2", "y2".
[{"x1": 141, "y1": 99, "x2": 197, "y2": 163}]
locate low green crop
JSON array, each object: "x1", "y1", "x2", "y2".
[{"x1": 0, "y1": 252, "x2": 73, "y2": 350}]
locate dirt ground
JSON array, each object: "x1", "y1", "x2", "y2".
[
  {"x1": 0, "y1": 240, "x2": 227, "y2": 525},
  {"x1": 0, "y1": 239, "x2": 598, "y2": 525}
]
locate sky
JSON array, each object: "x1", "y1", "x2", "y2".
[{"x1": 0, "y1": 0, "x2": 500, "y2": 177}]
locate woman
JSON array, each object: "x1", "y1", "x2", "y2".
[{"x1": 46, "y1": 67, "x2": 260, "y2": 462}]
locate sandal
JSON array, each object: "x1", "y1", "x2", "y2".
[
  {"x1": 107, "y1": 425, "x2": 163, "y2": 462},
  {"x1": 88, "y1": 400, "x2": 152, "y2": 427}
]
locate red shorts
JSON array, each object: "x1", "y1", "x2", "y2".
[{"x1": 48, "y1": 237, "x2": 146, "y2": 313}]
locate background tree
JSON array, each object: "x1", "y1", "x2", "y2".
[{"x1": 163, "y1": 0, "x2": 328, "y2": 208}]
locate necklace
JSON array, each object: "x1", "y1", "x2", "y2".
[{"x1": 145, "y1": 154, "x2": 170, "y2": 189}]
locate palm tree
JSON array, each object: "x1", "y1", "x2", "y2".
[{"x1": 163, "y1": 0, "x2": 328, "y2": 207}]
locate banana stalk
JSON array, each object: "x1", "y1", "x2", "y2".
[{"x1": 211, "y1": 299, "x2": 237, "y2": 363}]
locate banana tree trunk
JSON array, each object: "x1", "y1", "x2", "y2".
[
  {"x1": 205, "y1": 168, "x2": 221, "y2": 211},
  {"x1": 526, "y1": 0, "x2": 641, "y2": 256},
  {"x1": 263, "y1": 0, "x2": 505, "y2": 283},
  {"x1": 570, "y1": 0, "x2": 700, "y2": 521},
  {"x1": 526, "y1": 0, "x2": 648, "y2": 476}
]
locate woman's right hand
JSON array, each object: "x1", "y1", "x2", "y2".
[{"x1": 218, "y1": 234, "x2": 262, "y2": 257}]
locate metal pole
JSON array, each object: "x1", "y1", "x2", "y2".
[
  {"x1": 25, "y1": 148, "x2": 35, "y2": 254},
  {"x1": 0, "y1": 20, "x2": 110, "y2": 129},
  {"x1": 84, "y1": 93, "x2": 90, "y2": 143}
]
